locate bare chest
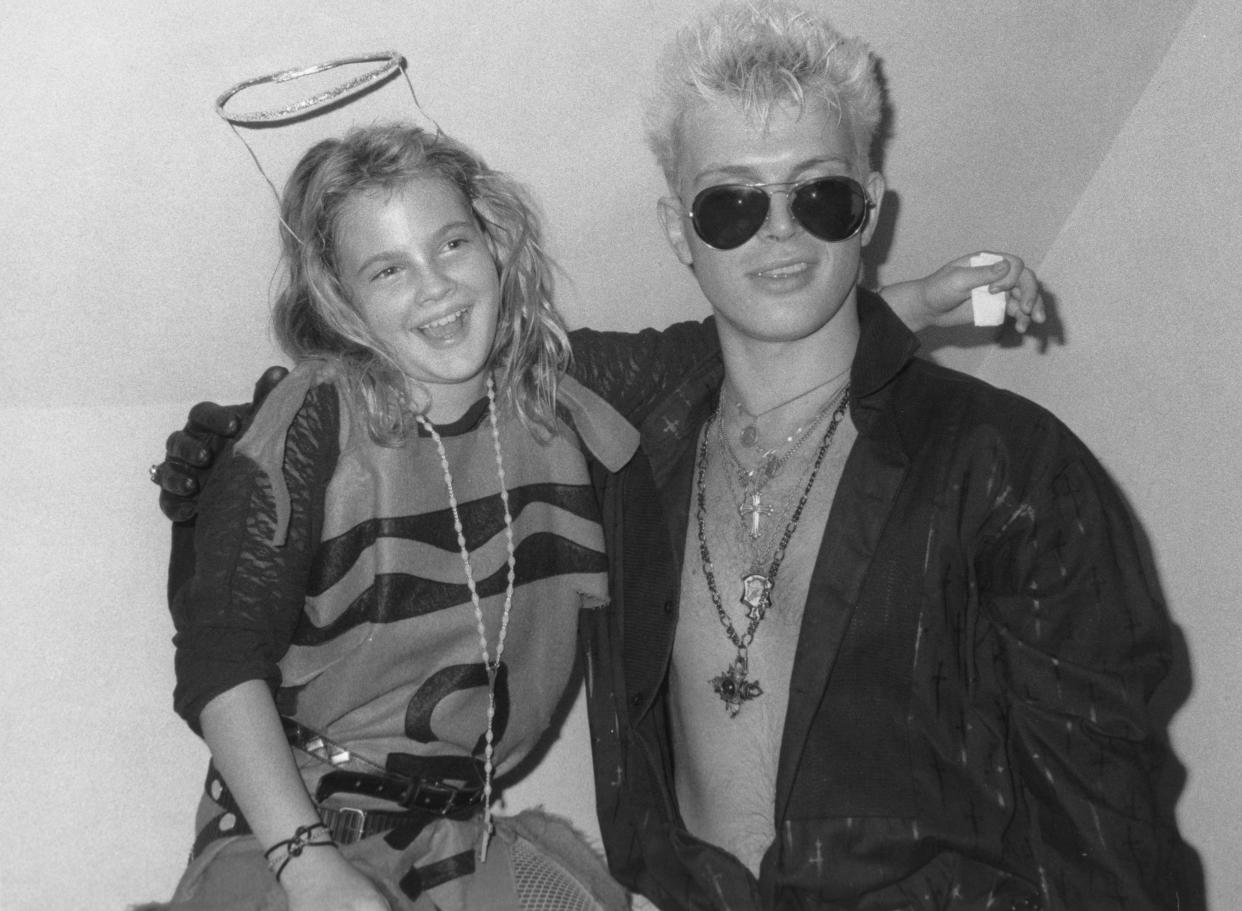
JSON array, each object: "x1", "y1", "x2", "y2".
[{"x1": 668, "y1": 416, "x2": 856, "y2": 873}]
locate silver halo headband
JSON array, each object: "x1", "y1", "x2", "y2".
[
  {"x1": 213, "y1": 51, "x2": 435, "y2": 241},
  {"x1": 215, "y1": 51, "x2": 407, "y2": 125}
]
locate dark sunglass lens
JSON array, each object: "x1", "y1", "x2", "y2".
[
  {"x1": 693, "y1": 186, "x2": 770, "y2": 250},
  {"x1": 792, "y1": 178, "x2": 868, "y2": 242}
]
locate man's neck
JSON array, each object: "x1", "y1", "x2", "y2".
[{"x1": 716, "y1": 295, "x2": 861, "y2": 416}]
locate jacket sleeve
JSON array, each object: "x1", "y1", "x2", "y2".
[
  {"x1": 975, "y1": 412, "x2": 1184, "y2": 910},
  {"x1": 567, "y1": 319, "x2": 720, "y2": 426},
  {"x1": 170, "y1": 381, "x2": 340, "y2": 734}
]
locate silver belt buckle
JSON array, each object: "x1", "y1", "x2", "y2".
[{"x1": 332, "y1": 806, "x2": 367, "y2": 844}]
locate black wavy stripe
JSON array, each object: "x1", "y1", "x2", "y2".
[
  {"x1": 399, "y1": 849, "x2": 476, "y2": 898},
  {"x1": 307, "y1": 482, "x2": 600, "y2": 596},
  {"x1": 290, "y1": 531, "x2": 607, "y2": 646}
]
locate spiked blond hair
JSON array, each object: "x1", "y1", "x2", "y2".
[{"x1": 645, "y1": 0, "x2": 883, "y2": 187}]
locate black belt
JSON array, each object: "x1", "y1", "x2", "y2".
[
  {"x1": 197, "y1": 741, "x2": 488, "y2": 851},
  {"x1": 315, "y1": 770, "x2": 486, "y2": 845},
  {"x1": 319, "y1": 804, "x2": 423, "y2": 845},
  {"x1": 283, "y1": 718, "x2": 486, "y2": 844}
]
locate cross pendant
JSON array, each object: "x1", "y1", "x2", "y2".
[{"x1": 737, "y1": 490, "x2": 774, "y2": 539}]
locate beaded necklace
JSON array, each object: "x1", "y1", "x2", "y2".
[{"x1": 415, "y1": 376, "x2": 515, "y2": 862}]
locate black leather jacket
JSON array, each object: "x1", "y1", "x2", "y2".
[{"x1": 577, "y1": 291, "x2": 1187, "y2": 911}]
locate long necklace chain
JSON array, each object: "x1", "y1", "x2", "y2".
[
  {"x1": 415, "y1": 376, "x2": 515, "y2": 862},
  {"x1": 695, "y1": 386, "x2": 850, "y2": 716}
]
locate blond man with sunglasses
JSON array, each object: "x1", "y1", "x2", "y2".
[
  {"x1": 150, "y1": 3, "x2": 1192, "y2": 909},
  {"x1": 576, "y1": 2, "x2": 1188, "y2": 909}
]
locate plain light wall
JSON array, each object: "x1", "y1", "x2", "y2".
[
  {"x1": 974, "y1": 2, "x2": 1242, "y2": 906},
  {"x1": 2, "y1": 1, "x2": 1231, "y2": 908}
]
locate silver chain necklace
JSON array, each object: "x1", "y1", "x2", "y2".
[
  {"x1": 728, "y1": 367, "x2": 849, "y2": 448},
  {"x1": 694, "y1": 386, "x2": 850, "y2": 716},
  {"x1": 718, "y1": 383, "x2": 847, "y2": 540}
]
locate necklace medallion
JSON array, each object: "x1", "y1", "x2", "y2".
[
  {"x1": 711, "y1": 653, "x2": 763, "y2": 717},
  {"x1": 740, "y1": 572, "x2": 773, "y2": 621}
]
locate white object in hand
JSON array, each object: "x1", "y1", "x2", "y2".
[{"x1": 969, "y1": 253, "x2": 1007, "y2": 326}]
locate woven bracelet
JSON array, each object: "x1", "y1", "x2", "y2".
[{"x1": 264, "y1": 822, "x2": 334, "y2": 881}]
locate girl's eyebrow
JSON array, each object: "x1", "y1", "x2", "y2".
[
  {"x1": 350, "y1": 221, "x2": 477, "y2": 277},
  {"x1": 353, "y1": 248, "x2": 405, "y2": 277},
  {"x1": 436, "y1": 219, "x2": 478, "y2": 236}
]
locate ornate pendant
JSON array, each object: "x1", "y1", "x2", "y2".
[
  {"x1": 711, "y1": 654, "x2": 763, "y2": 716},
  {"x1": 740, "y1": 423, "x2": 758, "y2": 447},
  {"x1": 740, "y1": 572, "x2": 772, "y2": 620}
]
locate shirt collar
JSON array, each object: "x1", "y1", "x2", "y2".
[{"x1": 849, "y1": 287, "x2": 921, "y2": 437}]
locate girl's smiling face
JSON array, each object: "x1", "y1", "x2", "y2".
[{"x1": 335, "y1": 178, "x2": 502, "y2": 422}]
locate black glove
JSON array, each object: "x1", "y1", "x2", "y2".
[{"x1": 153, "y1": 366, "x2": 289, "y2": 522}]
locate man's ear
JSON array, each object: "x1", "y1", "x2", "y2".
[
  {"x1": 861, "y1": 171, "x2": 886, "y2": 247},
  {"x1": 657, "y1": 196, "x2": 695, "y2": 267}
]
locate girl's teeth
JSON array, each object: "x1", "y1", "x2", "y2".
[{"x1": 420, "y1": 310, "x2": 466, "y2": 339}]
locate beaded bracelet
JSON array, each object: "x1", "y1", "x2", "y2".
[{"x1": 264, "y1": 822, "x2": 334, "y2": 881}]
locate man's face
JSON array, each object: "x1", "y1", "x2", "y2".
[{"x1": 659, "y1": 97, "x2": 884, "y2": 347}]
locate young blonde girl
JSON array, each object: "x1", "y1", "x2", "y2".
[{"x1": 164, "y1": 123, "x2": 640, "y2": 911}]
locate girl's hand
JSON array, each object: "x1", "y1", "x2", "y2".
[
  {"x1": 883, "y1": 252, "x2": 1046, "y2": 333},
  {"x1": 280, "y1": 844, "x2": 393, "y2": 911}
]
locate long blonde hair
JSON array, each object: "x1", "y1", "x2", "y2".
[{"x1": 272, "y1": 122, "x2": 570, "y2": 443}]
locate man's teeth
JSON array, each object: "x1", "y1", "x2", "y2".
[{"x1": 759, "y1": 262, "x2": 808, "y2": 278}]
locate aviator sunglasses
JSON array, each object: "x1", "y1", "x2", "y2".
[{"x1": 689, "y1": 175, "x2": 874, "y2": 250}]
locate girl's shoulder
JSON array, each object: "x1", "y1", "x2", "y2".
[
  {"x1": 555, "y1": 374, "x2": 640, "y2": 473},
  {"x1": 235, "y1": 357, "x2": 351, "y2": 545},
  {"x1": 238, "y1": 357, "x2": 350, "y2": 451}
]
